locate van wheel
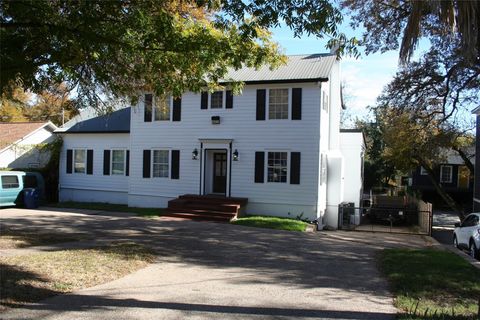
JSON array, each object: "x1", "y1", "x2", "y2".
[{"x1": 469, "y1": 241, "x2": 478, "y2": 260}]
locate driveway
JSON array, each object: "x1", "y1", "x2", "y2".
[{"x1": 0, "y1": 207, "x2": 430, "y2": 320}]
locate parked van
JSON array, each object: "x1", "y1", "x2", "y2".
[{"x1": 0, "y1": 171, "x2": 26, "y2": 207}]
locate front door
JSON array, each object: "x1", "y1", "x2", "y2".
[{"x1": 213, "y1": 152, "x2": 227, "y2": 194}]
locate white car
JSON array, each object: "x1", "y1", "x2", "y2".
[{"x1": 453, "y1": 213, "x2": 480, "y2": 260}]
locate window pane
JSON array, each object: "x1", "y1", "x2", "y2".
[
  {"x1": 154, "y1": 96, "x2": 170, "y2": 121},
  {"x1": 2, "y1": 176, "x2": 19, "y2": 189},
  {"x1": 267, "y1": 152, "x2": 288, "y2": 183},
  {"x1": 111, "y1": 150, "x2": 125, "y2": 175},
  {"x1": 74, "y1": 150, "x2": 86, "y2": 173},
  {"x1": 269, "y1": 89, "x2": 288, "y2": 119},
  {"x1": 153, "y1": 150, "x2": 169, "y2": 177},
  {"x1": 211, "y1": 91, "x2": 223, "y2": 109}
]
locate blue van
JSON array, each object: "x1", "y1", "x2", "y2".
[{"x1": 0, "y1": 171, "x2": 26, "y2": 207}]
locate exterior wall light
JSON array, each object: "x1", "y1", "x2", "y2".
[
  {"x1": 211, "y1": 116, "x2": 220, "y2": 124},
  {"x1": 192, "y1": 148, "x2": 199, "y2": 160},
  {"x1": 233, "y1": 149, "x2": 239, "y2": 161}
]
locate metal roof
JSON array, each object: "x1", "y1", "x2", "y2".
[
  {"x1": 224, "y1": 54, "x2": 337, "y2": 83},
  {"x1": 56, "y1": 107, "x2": 130, "y2": 134}
]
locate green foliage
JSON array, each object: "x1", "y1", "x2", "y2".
[
  {"x1": 1, "y1": 0, "x2": 358, "y2": 109},
  {"x1": 232, "y1": 215, "x2": 308, "y2": 232},
  {"x1": 380, "y1": 248, "x2": 480, "y2": 319}
]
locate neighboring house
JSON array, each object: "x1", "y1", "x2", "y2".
[
  {"x1": 56, "y1": 54, "x2": 365, "y2": 229},
  {"x1": 411, "y1": 148, "x2": 474, "y2": 207},
  {"x1": 0, "y1": 121, "x2": 58, "y2": 169}
]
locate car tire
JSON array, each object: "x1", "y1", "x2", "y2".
[
  {"x1": 469, "y1": 240, "x2": 478, "y2": 260},
  {"x1": 453, "y1": 235, "x2": 458, "y2": 249}
]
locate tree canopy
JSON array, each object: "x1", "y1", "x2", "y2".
[
  {"x1": 341, "y1": 0, "x2": 479, "y2": 65},
  {"x1": 1, "y1": 0, "x2": 358, "y2": 109}
]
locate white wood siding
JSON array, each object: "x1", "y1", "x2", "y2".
[
  {"x1": 59, "y1": 133, "x2": 130, "y2": 203},
  {"x1": 129, "y1": 83, "x2": 323, "y2": 218}
]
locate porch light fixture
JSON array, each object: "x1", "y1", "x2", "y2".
[
  {"x1": 233, "y1": 149, "x2": 239, "y2": 161},
  {"x1": 192, "y1": 148, "x2": 199, "y2": 160}
]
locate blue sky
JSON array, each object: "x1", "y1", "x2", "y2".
[{"x1": 271, "y1": 25, "x2": 402, "y2": 119}]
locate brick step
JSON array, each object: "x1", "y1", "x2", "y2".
[
  {"x1": 179, "y1": 194, "x2": 248, "y2": 206},
  {"x1": 165, "y1": 208, "x2": 236, "y2": 218},
  {"x1": 168, "y1": 199, "x2": 239, "y2": 213},
  {"x1": 163, "y1": 211, "x2": 234, "y2": 222}
]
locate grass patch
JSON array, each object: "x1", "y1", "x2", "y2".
[
  {"x1": 0, "y1": 242, "x2": 155, "y2": 309},
  {"x1": 49, "y1": 201, "x2": 164, "y2": 217},
  {"x1": 380, "y1": 248, "x2": 480, "y2": 319},
  {"x1": 232, "y1": 215, "x2": 308, "y2": 232},
  {"x1": 0, "y1": 228, "x2": 87, "y2": 249}
]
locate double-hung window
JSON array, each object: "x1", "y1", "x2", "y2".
[
  {"x1": 154, "y1": 96, "x2": 171, "y2": 121},
  {"x1": 74, "y1": 149, "x2": 86, "y2": 174},
  {"x1": 210, "y1": 91, "x2": 223, "y2": 109},
  {"x1": 152, "y1": 150, "x2": 169, "y2": 178},
  {"x1": 267, "y1": 152, "x2": 288, "y2": 183},
  {"x1": 268, "y1": 89, "x2": 289, "y2": 120},
  {"x1": 111, "y1": 150, "x2": 126, "y2": 175},
  {"x1": 440, "y1": 165, "x2": 452, "y2": 183}
]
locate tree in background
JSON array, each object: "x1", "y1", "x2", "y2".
[
  {"x1": 1, "y1": 0, "x2": 359, "y2": 110},
  {"x1": 0, "y1": 85, "x2": 30, "y2": 122},
  {"x1": 0, "y1": 83, "x2": 77, "y2": 126},
  {"x1": 341, "y1": 0, "x2": 479, "y2": 65}
]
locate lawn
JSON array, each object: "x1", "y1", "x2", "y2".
[
  {"x1": 380, "y1": 248, "x2": 480, "y2": 319},
  {"x1": 0, "y1": 242, "x2": 156, "y2": 310},
  {"x1": 0, "y1": 228, "x2": 88, "y2": 249},
  {"x1": 49, "y1": 201, "x2": 164, "y2": 217},
  {"x1": 232, "y1": 215, "x2": 308, "y2": 232}
]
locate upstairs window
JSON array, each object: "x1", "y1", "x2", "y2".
[
  {"x1": 268, "y1": 89, "x2": 289, "y2": 120},
  {"x1": 440, "y1": 165, "x2": 452, "y2": 183},
  {"x1": 210, "y1": 91, "x2": 223, "y2": 109},
  {"x1": 267, "y1": 152, "x2": 288, "y2": 183},
  {"x1": 154, "y1": 96, "x2": 171, "y2": 121},
  {"x1": 74, "y1": 149, "x2": 86, "y2": 174}
]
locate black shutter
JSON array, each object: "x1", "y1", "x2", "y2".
[
  {"x1": 126, "y1": 150, "x2": 130, "y2": 176},
  {"x1": 256, "y1": 89, "x2": 266, "y2": 120},
  {"x1": 226, "y1": 90, "x2": 233, "y2": 109},
  {"x1": 254, "y1": 151, "x2": 265, "y2": 183},
  {"x1": 201, "y1": 91, "x2": 208, "y2": 109},
  {"x1": 172, "y1": 97, "x2": 181, "y2": 121},
  {"x1": 66, "y1": 149, "x2": 73, "y2": 174},
  {"x1": 144, "y1": 94, "x2": 152, "y2": 122},
  {"x1": 292, "y1": 88, "x2": 302, "y2": 120},
  {"x1": 171, "y1": 150, "x2": 180, "y2": 179},
  {"x1": 290, "y1": 152, "x2": 301, "y2": 184},
  {"x1": 86, "y1": 150, "x2": 94, "y2": 175},
  {"x1": 103, "y1": 150, "x2": 111, "y2": 175},
  {"x1": 143, "y1": 150, "x2": 151, "y2": 178}
]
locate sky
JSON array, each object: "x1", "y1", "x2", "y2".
[{"x1": 271, "y1": 24, "x2": 402, "y2": 120}]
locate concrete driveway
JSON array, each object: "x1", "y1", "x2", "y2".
[{"x1": 0, "y1": 207, "x2": 430, "y2": 320}]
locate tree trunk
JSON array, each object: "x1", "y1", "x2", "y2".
[
  {"x1": 416, "y1": 157, "x2": 466, "y2": 221},
  {"x1": 452, "y1": 146, "x2": 474, "y2": 176}
]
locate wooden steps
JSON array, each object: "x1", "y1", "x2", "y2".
[{"x1": 165, "y1": 194, "x2": 248, "y2": 222}]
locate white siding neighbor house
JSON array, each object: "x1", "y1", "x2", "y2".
[
  {"x1": 57, "y1": 54, "x2": 365, "y2": 229},
  {"x1": 0, "y1": 121, "x2": 57, "y2": 169}
]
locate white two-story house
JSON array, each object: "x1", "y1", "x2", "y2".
[{"x1": 57, "y1": 54, "x2": 364, "y2": 229}]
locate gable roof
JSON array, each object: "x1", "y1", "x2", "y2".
[
  {"x1": 224, "y1": 54, "x2": 337, "y2": 83},
  {"x1": 56, "y1": 107, "x2": 130, "y2": 134},
  {"x1": 0, "y1": 122, "x2": 57, "y2": 150}
]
